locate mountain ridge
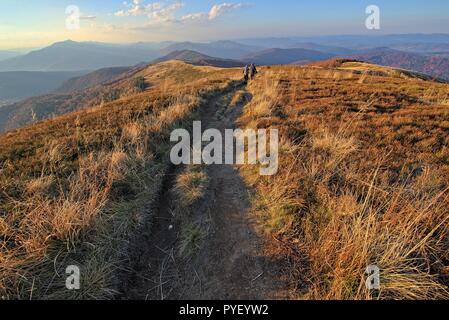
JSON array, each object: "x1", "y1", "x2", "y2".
[
  {"x1": 350, "y1": 47, "x2": 449, "y2": 80},
  {"x1": 152, "y1": 50, "x2": 245, "y2": 67}
]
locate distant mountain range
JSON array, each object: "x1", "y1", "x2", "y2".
[
  {"x1": 350, "y1": 48, "x2": 449, "y2": 80},
  {"x1": 159, "y1": 41, "x2": 262, "y2": 60},
  {"x1": 391, "y1": 42, "x2": 449, "y2": 53},
  {"x1": 0, "y1": 40, "x2": 161, "y2": 72},
  {"x1": 0, "y1": 40, "x2": 257, "y2": 72},
  {"x1": 242, "y1": 48, "x2": 334, "y2": 65},
  {"x1": 149, "y1": 48, "x2": 334, "y2": 67},
  {"x1": 253, "y1": 34, "x2": 449, "y2": 49},
  {"x1": 284, "y1": 43, "x2": 356, "y2": 55},
  {"x1": 1, "y1": 34, "x2": 449, "y2": 71}
]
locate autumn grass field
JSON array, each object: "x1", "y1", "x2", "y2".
[
  {"x1": 238, "y1": 61, "x2": 449, "y2": 299},
  {"x1": 0, "y1": 59, "x2": 448, "y2": 300},
  {"x1": 0, "y1": 61, "x2": 240, "y2": 299}
]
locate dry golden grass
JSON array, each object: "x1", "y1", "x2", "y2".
[
  {"x1": 174, "y1": 166, "x2": 209, "y2": 210},
  {"x1": 2, "y1": 59, "x2": 447, "y2": 300},
  {"x1": 239, "y1": 64, "x2": 449, "y2": 300},
  {"x1": 0, "y1": 62, "x2": 240, "y2": 299},
  {"x1": 173, "y1": 166, "x2": 210, "y2": 257}
]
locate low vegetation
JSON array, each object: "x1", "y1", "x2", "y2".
[
  {"x1": 0, "y1": 62, "x2": 240, "y2": 299},
  {"x1": 174, "y1": 166, "x2": 209, "y2": 211},
  {"x1": 239, "y1": 63, "x2": 449, "y2": 299},
  {"x1": 1, "y1": 58, "x2": 448, "y2": 300},
  {"x1": 133, "y1": 77, "x2": 147, "y2": 92},
  {"x1": 174, "y1": 166, "x2": 210, "y2": 257}
]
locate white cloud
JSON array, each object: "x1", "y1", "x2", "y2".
[
  {"x1": 180, "y1": 12, "x2": 207, "y2": 22},
  {"x1": 115, "y1": 1, "x2": 243, "y2": 26},
  {"x1": 149, "y1": 1, "x2": 184, "y2": 24},
  {"x1": 79, "y1": 15, "x2": 97, "y2": 21},
  {"x1": 115, "y1": 0, "x2": 145, "y2": 16},
  {"x1": 115, "y1": 0, "x2": 184, "y2": 23},
  {"x1": 208, "y1": 3, "x2": 242, "y2": 20},
  {"x1": 180, "y1": 2, "x2": 243, "y2": 23}
]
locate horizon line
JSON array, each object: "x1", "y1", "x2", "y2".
[{"x1": 3, "y1": 32, "x2": 449, "y2": 52}]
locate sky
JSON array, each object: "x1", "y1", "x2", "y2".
[{"x1": 1, "y1": 0, "x2": 449, "y2": 50}]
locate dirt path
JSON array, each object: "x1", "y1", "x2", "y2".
[{"x1": 121, "y1": 83, "x2": 287, "y2": 300}]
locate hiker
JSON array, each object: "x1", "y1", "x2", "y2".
[
  {"x1": 243, "y1": 65, "x2": 250, "y2": 82},
  {"x1": 249, "y1": 63, "x2": 258, "y2": 80}
]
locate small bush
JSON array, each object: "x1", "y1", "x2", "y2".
[{"x1": 133, "y1": 77, "x2": 147, "y2": 92}]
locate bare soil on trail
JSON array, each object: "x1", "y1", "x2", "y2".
[{"x1": 120, "y1": 83, "x2": 290, "y2": 300}]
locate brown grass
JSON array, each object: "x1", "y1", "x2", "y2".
[
  {"x1": 0, "y1": 62, "x2": 240, "y2": 299},
  {"x1": 173, "y1": 166, "x2": 210, "y2": 257},
  {"x1": 174, "y1": 166, "x2": 209, "y2": 210},
  {"x1": 238, "y1": 64, "x2": 449, "y2": 300}
]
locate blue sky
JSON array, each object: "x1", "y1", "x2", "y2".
[{"x1": 1, "y1": 0, "x2": 448, "y2": 49}]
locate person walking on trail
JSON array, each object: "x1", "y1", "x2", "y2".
[
  {"x1": 243, "y1": 64, "x2": 250, "y2": 82},
  {"x1": 249, "y1": 63, "x2": 258, "y2": 80}
]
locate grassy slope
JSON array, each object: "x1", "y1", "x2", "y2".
[
  {"x1": 238, "y1": 63, "x2": 449, "y2": 299},
  {"x1": 0, "y1": 61, "x2": 233, "y2": 133},
  {"x1": 0, "y1": 61, "x2": 240, "y2": 299},
  {"x1": 1, "y1": 59, "x2": 449, "y2": 300}
]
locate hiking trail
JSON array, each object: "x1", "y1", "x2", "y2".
[{"x1": 121, "y1": 82, "x2": 288, "y2": 300}]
